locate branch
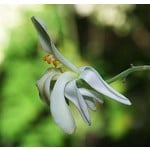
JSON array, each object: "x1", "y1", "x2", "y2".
[{"x1": 107, "y1": 65, "x2": 150, "y2": 84}]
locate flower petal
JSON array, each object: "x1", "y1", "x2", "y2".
[
  {"x1": 50, "y1": 72, "x2": 76, "y2": 134},
  {"x1": 79, "y1": 66, "x2": 131, "y2": 105},
  {"x1": 84, "y1": 98, "x2": 96, "y2": 111},
  {"x1": 36, "y1": 68, "x2": 60, "y2": 104},
  {"x1": 44, "y1": 73, "x2": 60, "y2": 103},
  {"x1": 79, "y1": 88, "x2": 103, "y2": 104},
  {"x1": 65, "y1": 80, "x2": 91, "y2": 125},
  {"x1": 31, "y1": 16, "x2": 53, "y2": 53},
  {"x1": 32, "y1": 16, "x2": 80, "y2": 73}
]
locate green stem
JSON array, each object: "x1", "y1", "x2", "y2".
[{"x1": 107, "y1": 65, "x2": 150, "y2": 84}]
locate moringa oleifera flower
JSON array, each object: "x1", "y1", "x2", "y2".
[{"x1": 31, "y1": 16, "x2": 131, "y2": 134}]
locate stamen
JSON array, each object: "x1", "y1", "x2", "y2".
[
  {"x1": 43, "y1": 54, "x2": 51, "y2": 64},
  {"x1": 43, "y1": 54, "x2": 61, "y2": 68},
  {"x1": 53, "y1": 60, "x2": 59, "y2": 68}
]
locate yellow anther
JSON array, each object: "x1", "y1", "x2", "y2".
[
  {"x1": 53, "y1": 60, "x2": 59, "y2": 68},
  {"x1": 43, "y1": 54, "x2": 51, "y2": 64},
  {"x1": 43, "y1": 54, "x2": 60, "y2": 68}
]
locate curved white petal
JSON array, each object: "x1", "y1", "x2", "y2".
[
  {"x1": 50, "y1": 72, "x2": 77, "y2": 134},
  {"x1": 31, "y1": 16, "x2": 79, "y2": 73},
  {"x1": 83, "y1": 97, "x2": 96, "y2": 111},
  {"x1": 79, "y1": 66, "x2": 131, "y2": 105},
  {"x1": 44, "y1": 73, "x2": 60, "y2": 102},
  {"x1": 31, "y1": 16, "x2": 53, "y2": 53},
  {"x1": 65, "y1": 80, "x2": 91, "y2": 125},
  {"x1": 36, "y1": 68, "x2": 60, "y2": 104},
  {"x1": 79, "y1": 88, "x2": 103, "y2": 104}
]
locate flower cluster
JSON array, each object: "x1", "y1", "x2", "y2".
[{"x1": 31, "y1": 16, "x2": 131, "y2": 134}]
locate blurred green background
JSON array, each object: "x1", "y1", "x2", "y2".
[{"x1": 0, "y1": 4, "x2": 150, "y2": 147}]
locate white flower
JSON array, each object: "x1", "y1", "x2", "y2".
[{"x1": 31, "y1": 16, "x2": 131, "y2": 134}]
